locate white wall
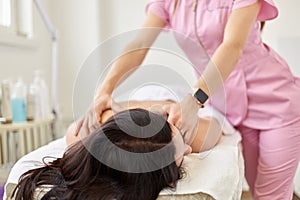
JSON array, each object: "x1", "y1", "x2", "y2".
[
  {"x1": 262, "y1": 0, "x2": 300, "y2": 77},
  {"x1": 0, "y1": 0, "x2": 52, "y2": 88},
  {"x1": 46, "y1": 0, "x2": 102, "y2": 121},
  {"x1": 99, "y1": 0, "x2": 149, "y2": 39}
]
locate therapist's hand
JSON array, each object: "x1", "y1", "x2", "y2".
[
  {"x1": 74, "y1": 104, "x2": 100, "y2": 138},
  {"x1": 164, "y1": 94, "x2": 200, "y2": 145},
  {"x1": 94, "y1": 93, "x2": 114, "y2": 123},
  {"x1": 94, "y1": 93, "x2": 125, "y2": 123},
  {"x1": 74, "y1": 95, "x2": 125, "y2": 137}
]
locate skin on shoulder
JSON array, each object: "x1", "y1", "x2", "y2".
[{"x1": 66, "y1": 101, "x2": 222, "y2": 154}]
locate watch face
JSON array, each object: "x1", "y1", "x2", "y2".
[{"x1": 194, "y1": 88, "x2": 208, "y2": 104}]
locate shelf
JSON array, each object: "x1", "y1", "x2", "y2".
[{"x1": 0, "y1": 118, "x2": 54, "y2": 130}]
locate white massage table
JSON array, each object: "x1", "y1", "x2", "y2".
[{"x1": 4, "y1": 85, "x2": 244, "y2": 200}]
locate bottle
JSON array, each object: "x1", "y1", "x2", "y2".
[
  {"x1": 11, "y1": 78, "x2": 27, "y2": 123},
  {"x1": 0, "y1": 86, "x2": 3, "y2": 123},
  {"x1": 1, "y1": 80, "x2": 13, "y2": 124},
  {"x1": 26, "y1": 84, "x2": 36, "y2": 121},
  {"x1": 32, "y1": 70, "x2": 52, "y2": 120},
  {"x1": 0, "y1": 85, "x2": 2, "y2": 117}
]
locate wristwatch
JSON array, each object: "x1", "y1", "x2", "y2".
[{"x1": 193, "y1": 88, "x2": 209, "y2": 106}]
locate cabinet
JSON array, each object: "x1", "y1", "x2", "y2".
[{"x1": 0, "y1": 119, "x2": 54, "y2": 167}]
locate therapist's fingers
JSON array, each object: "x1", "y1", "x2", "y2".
[
  {"x1": 87, "y1": 105, "x2": 101, "y2": 133},
  {"x1": 162, "y1": 104, "x2": 170, "y2": 115},
  {"x1": 78, "y1": 116, "x2": 89, "y2": 139},
  {"x1": 162, "y1": 104, "x2": 171, "y2": 122},
  {"x1": 183, "y1": 124, "x2": 198, "y2": 145},
  {"x1": 184, "y1": 144, "x2": 192, "y2": 155},
  {"x1": 73, "y1": 118, "x2": 84, "y2": 137},
  {"x1": 178, "y1": 94, "x2": 201, "y2": 144},
  {"x1": 164, "y1": 103, "x2": 182, "y2": 127},
  {"x1": 94, "y1": 101, "x2": 104, "y2": 123},
  {"x1": 94, "y1": 93, "x2": 113, "y2": 123},
  {"x1": 75, "y1": 104, "x2": 101, "y2": 140}
]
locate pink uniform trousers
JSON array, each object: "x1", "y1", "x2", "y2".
[{"x1": 238, "y1": 122, "x2": 300, "y2": 200}]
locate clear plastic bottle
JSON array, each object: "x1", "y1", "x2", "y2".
[
  {"x1": 11, "y1": 78, "x2": 27, "y2": 123},
  {"x1": 0, "y1": 83, "x2": 4, "y2": 123},
  {"x1": 26, "y1": 84, "x2": 36, "y2": 121},
  {"x1": 0, "y1": 85, "x2": 2, "y2": 118},
  {"x1": 32, "y1": 70, "x2": 52, "y2": 120},
  {"x1": 1, "y1": 80, "x2": 13, "y2": 124}
]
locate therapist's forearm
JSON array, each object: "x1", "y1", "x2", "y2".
[
  {"x1": 98, "y1": 41, "x2": 149, "y2": 95},
  {"x1": 194, "y1": 41, "x2": 243, "y2": 96}
]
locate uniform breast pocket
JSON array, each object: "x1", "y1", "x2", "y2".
[{"x1": 206, "y1": 0, "x2": 231, "y2": 12}]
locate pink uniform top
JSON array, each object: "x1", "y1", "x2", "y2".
[{"x1": 146, "y1": 0, "x2": 300, "y2": 129}]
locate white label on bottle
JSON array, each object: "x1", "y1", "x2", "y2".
[{"x1": 27, "y1": 93, "x2": 35, "y2": 119}]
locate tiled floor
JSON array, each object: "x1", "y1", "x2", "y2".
[{"x1": 241, "y1": 191, "x2": 253, "y2": 200}]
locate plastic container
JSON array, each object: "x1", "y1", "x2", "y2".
[
  {"x1": 0, "y1": 85, "x2": 4, "y2": 123},
  {"x1": 11, "y1": 78, "x2": 27, "y2": 123},
  {"x1": 0, "y1": 85, "x2": 2, "y2": 118},
  {"x1": 1, "y1": 80, "x2": 13, "y2": 124},
  {"x1": 26, "y1": 84, "x2": 36, "y2": 121},
  {"x1": 32, "y1": 70, "x2": 52, "y2": 120}
]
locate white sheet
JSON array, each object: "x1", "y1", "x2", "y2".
[{"x1": 4, "y1": 138, "x2": 67, "y2": 199}]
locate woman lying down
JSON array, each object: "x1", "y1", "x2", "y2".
[{"x1": 11, "y1": 100, "x2": 222, "y2": 200}]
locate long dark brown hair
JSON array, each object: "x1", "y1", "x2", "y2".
[{"x1": 12, "y1": 109, "x2": 183, "y2": 200}]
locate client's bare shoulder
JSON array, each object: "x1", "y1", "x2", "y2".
[
  {"x1": 65, "y1": 100, "x2": 222, "y2": 152},
  {"x1": 65, "y1": 101, "x2": 171, "y2": 146},
  {"x1": 190, "y1": 117, "x2": 222, "y2": 153}
]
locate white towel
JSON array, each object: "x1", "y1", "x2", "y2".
[{"x1": 160, "y1": 130, "x2": 243, "y2": 200}]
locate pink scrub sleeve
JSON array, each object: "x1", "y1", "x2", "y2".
[
  {"x1": 232, "y1": 0, "x2": 278, "y2": 21},
  {"x1": 145, "y1": 0, "x2": 171, "y2": 29}
]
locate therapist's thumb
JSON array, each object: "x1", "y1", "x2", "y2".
[
  {"x1": 163, "y1": 104, "x2": 179, "y2": 126},
  {"x1": 184, "y1": 144, "x2": 192, "y2": 155}
]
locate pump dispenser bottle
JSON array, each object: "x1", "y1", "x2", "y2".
[{"x1": 11, "y1": 78, "x2": 27, "y2": 123}]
